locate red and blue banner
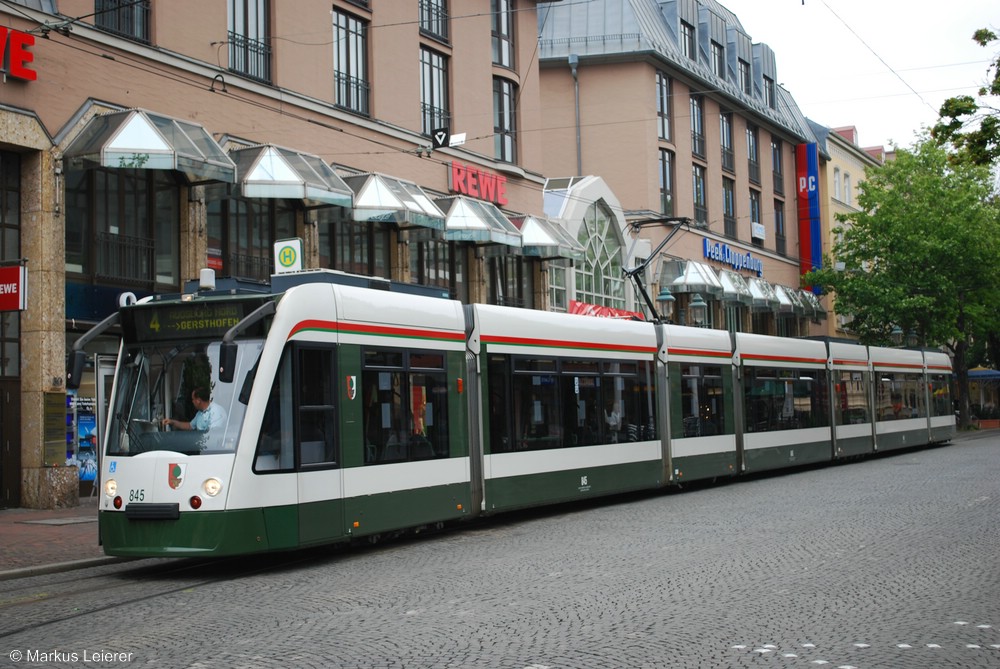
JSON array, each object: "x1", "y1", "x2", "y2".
[{"x1": 795, "y1": 143, "x2": 822, "y2": 292}]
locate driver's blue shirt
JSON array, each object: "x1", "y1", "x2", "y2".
[{"x1": 191, "y1": 402, "x2": 227, "y2": 431}]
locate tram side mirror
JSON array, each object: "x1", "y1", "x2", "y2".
[
  {"x1": 219, "y1": 342, "x2": 238, "y2": 384},
  {"x1": 66, "y1": 350, "x2": 87, "y2": 390}
]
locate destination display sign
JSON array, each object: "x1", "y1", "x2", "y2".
[{"x1": 122, "y1": 296, "x2": 273, "y2": 344}]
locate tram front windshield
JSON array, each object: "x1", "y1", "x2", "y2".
[{"x1": 105, "y1": 339, "x2": 264, "y2": 457}]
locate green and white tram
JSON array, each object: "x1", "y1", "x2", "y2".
[{"x1": 71, "y1": 269, "x2": 955, "y2": 558}]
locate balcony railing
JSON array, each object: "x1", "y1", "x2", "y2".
[
  {"x1": 748, "y1": 160, "x2": 761, "y2": 185},
  {"x1": 724, "y1": 214, "x2": 737, "y2": 239},
  {"x1": 229, "y1": 31, "x2": 272, "y2": 84},
  {"x1": 334, "y1": 72, "x2": 371, "y2": 116},
  {"x1": 773, "y1": 171, "x2": 785, "y2": 195},
  {"x1": 721, "y1": 147, "x2": 734, "y2": 173},
  {"x1": 229, "y1": 253, "x2": 272, "y2": 282},
  {"x1": 95, "y1": 0, "x2": 150, "y2": 43},
  {"x1": 421, "y1": 103, "x2": 451, "y2": 137},
  {"x1": 96, "y1": 232, "x2": 154, "y2": 287},
  {"x1": 694, "y1": 204, "x2": 708, "y2": 226},
  {"x1": 691, "y1": 132, "x2": 706, "y2": 158},
  {"x1": 776, "y1": 234, "x2": 787, "y2": 257}
]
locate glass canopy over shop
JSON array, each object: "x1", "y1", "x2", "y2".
[
  {"x1": 229, "y1": 145, "x2": 353, "y2": 207},
  {"x1": 343, "y1": 173, "x2": 446, "y2": 230},
  {"x1": 63, "y1": 108, "x2": 236, "y2": 183},
  {"x1": 435, "y1": 195, "x2": 522, "y2": 247},
  {"x1": 509, "y1": 214, "x2": 584, "y2": 260}
]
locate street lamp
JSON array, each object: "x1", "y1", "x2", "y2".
[
  {"x1": 890, "y1": 325, "x2": 904, "y2": 347},
  {"x1": 656, "y1": 285, "x2": 675, "y2": 323},
  {"x1": 689, "y1": 293, "x2": 708, "y2": 327}
]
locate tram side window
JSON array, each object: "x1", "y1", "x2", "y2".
[
  {"x1": 673, "y1": 364, "x2": 727, "y2": 438},
  {"x1": 610, "y1": 361, "x2": 658, "y2": 443},
  {"x1": 876, "y1": 372, "x2": 926, "y2": 420},
  {"x1": 561, "y1": 360, "x2": 601, "y2": 447},
  {"x1": 929, "y1": 373, "x2": 952, "y2": 417},
  {"x1": 298, "y1": 348, "x2": 337, "y2": 466},
  {"x1": 255, "y1": 348, "x2": 295, "y2": 472},
  {"x1": 512, "y1": 358, "x2": 561, "y2": 451},
  {"x1": 362, "y1": 348, "x2": 449, "y2": 464},
  {"x1": 744, "y1": 367, "x2": 829, "y2": 433},
  {"x1": 834, "y1": 370, "x2": 870, "y2": 425},
  {"x1": 487, "y1": 355, "x2": 512, "y2": 453}
]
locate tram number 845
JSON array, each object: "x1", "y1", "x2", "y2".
[{"x1": 128, "y1": 489, "x2": 146, "y2": 502}]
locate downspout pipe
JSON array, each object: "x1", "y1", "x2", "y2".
[{"x1": 569, "y1": 53, "x2": 581, "y2": 176}]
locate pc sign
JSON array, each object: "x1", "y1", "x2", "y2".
[{"x1": 274, "y1": 238, "x2": 303, "y2": 274}]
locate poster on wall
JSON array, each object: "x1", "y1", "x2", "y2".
[{"x1": 66, "y1": 392, "x2": 98, "y2": 481}]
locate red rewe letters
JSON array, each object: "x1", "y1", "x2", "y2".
[
  {"x1": 450, "y1": 161, "x2": 507, "y2": 206},
  {"x1": 0, "y1": 27, "x2": 37, "y2": 81}
]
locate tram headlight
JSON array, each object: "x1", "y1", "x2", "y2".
[
  {"x1": 104, "y1": 479, "x2": 118, "y2": 498},
  {"x1": 202, "y1": 477, "x2": 223, "y2": 497}
]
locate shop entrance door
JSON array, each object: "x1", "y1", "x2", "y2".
[{"x1": 0, "y1": 380, "x2": 21, "y2": 507}]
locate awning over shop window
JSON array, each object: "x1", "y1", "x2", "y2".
[
  {"x1": 435, "y1": 196, "x2": 522, "y2": 247},
  {"x1": 64, "y1": 109, "x2": 236, "y2": 183},
  {"x1": 229, "y1": 145, "x2": 352, "y2": 207},
  {"x1": 659, "y1": 260, "x2": 724, "y2": 296},
  {"x1": 799, "y1": 290, "x2": 827, "y2": 320},
  {"x1": 747, "y1": 276, "x2": 780, "y2": 311},
  {"x1": 774, "y1": 284, "x2": 805, "y2": 315},
  {"x1": 343, "y1": 173, "x2": 446, "y2": 230},
  {"x1": 718, "y1": 269, "x2": 754, "y2": 306},
  {"x1": 509, "y1": 215, "x2": 584, "y2": 260}
]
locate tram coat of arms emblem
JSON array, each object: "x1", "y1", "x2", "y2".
[
  {"x1": 168, "y1": 463, "x2": 186, "y2": 490},
  {"x1": 346, "y1": 375, "x2": 357, "y2": 401}
]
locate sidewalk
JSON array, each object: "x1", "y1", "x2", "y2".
[{"x1": 0, "y1": 494, "x2": 119, "y2": 580}]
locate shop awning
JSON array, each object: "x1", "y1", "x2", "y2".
[
  {"x1": 747, "y1": 276, "x2": 780, "y2": 311},
  {"x1": 774, "y1": 284, "x2": 805, "y2": 315},
  {"x1": 63, "y1": 109, "x2": 236, "y2": 183},
  {"x1": 342, "y1": 173, "x2": 446, "y2": 230},
  {"x1": 800, "y1": 289, "x2": 827, "y2": 320},
  {"x1": 435, "y1": 196, "x2": 522, "y2": 247},
  {"x1": 229, "y1": 145, "x2": 352, "y2": 207},
  {"x1": 659, "y1": 260, "x2": 724, "y2": 296},
  {"x1": 509, "y1": 214, "x2": 584, "y2": 260},
  {"x1": 718, "y1": 269, "x2": 754, "y2": 306}
]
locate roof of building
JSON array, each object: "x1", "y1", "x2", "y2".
[{"x1": 538, "y1": 0, "x2": 823, "y2": 147}]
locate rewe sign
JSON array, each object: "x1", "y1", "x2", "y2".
[
  {"x1": 0, "y1": 265, "x2": 27, "y2": 312},
  {"x1": 449, "y1": 161, "x2": 508, "y2": 206},
  {"x1": 0, "y1": 27, "x2": 37, "y2": 82}
]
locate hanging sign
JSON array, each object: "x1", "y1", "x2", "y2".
[
  {"x1": 273, "y1": 238, "x2": 303, "y2": 274},
  {"x1": 0, "y1": 265, "x2": 27, "y2": 311}
]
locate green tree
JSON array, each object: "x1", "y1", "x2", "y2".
[
  {"x1": 806, "y1": 137, "x2": 1000, "y2": 428},
  {"x1": 932, "y1": 28, "x2": 1000, "y2": 165}
]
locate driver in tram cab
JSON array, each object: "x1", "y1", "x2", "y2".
[{"x1": 162, "y1": 387, "x2": 227, "y2": 432}]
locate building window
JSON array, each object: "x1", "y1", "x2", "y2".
[
  {"x1": 680, "y1": 21, "x2": 696, "y2": 60},
  {"x1": 834, "y1": 167, "x2": 842, "y2": 201},
  {"x1": 410, "y1": 236, "x2": 466, "y2": 301},
  {"x1": 720, "y1": 111, "x2": 734, "y2": 172},
  {"x1": 95, "y1": 0, "x2": 150, "y2": 43},
  {"x1": 844, "y1": 173, "x2": 852, "y2": 205},
  {"x1": 749, "y1": 189, "x2": 762, "y2": 246},
  {"x1": 659, "y1": 149, "x2": 674, "y2": 216},
  {"x1": 419, "y1": 0, "x2": 449, "y2": 42},
  {"x1": 229, "y1": 0, "x2": 271, "y2": 83},
  {"x1": 491, "y1": 0, "x2": 514, "y2": 68},
  {"x1": 333, "y1": 10, "x2": 369, "y2": 116},
  {"x1": 723, "y1": 177, "x2": 736, "y2": 238},
  {"x1": 692, "y1": 164, "x2": 707, "y2": 226},
  {"x1": 205, "y1": 185, "x2": 295, "y2": 282},
  {"x1": 575, "y1": 201, "x2": 625, "y2": 309},
  {"x1": 690, "y1": 95, "x2": 705, "y2": 158},
  {"x1": 711, "y1": 41, "x2": 725, "y2": 78},
  {"x1": 738, "y1": 59, "x2": 751, "y2": 94},
  {"x1": 494, "y1": 78, "x2": 517, "y2": 163},
  {"x1": 763, "y1": 75, "x2": 776, "y2": 109},
  {"x1": 775, "y1": 200, "x2": 786, "y2": 256},
  {"x1": 549, "y1": 259, "x2": 569, "y2": 312},
  {"x1": 0, "y1": 151, "x2": 20, "y2": 378},
  {"x1": 746, "y1": 125, "x2": 760, "y2": 184},
  {"x1": 420, "y1": 47, "x2": 450, "y2": 137},
  {"x1": 65, "y1": 167, "x2": 181, "y2": 289},
  {"x1": 656, "y1": 71, "x2": 672, "y2": 141},
  {"x1": 315, "y1": 207, "x2": 390, "y2": 278},
  {"x1": 771, "y1": 137, "x2": 784, "y2": 194}
]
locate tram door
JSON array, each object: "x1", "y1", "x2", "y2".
[
  {"x1": 294, "y1": 346, "x2": 344, "y2": 545},
  {"x1": 0, "y1": 380, "x2": 20, "y2": 507},
  {"x1": 94, "y1": 355, "x2": 117, "y2": 478}
]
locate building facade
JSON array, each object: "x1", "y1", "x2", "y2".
[
  {"x1": 537, "y1": 0, "x2": 828, "y2": 332},
  {"x1": 0, "y1": 0, "x2": 562, "y2": 508}
]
